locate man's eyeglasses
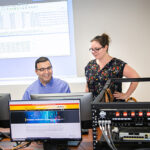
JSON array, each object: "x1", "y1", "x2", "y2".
[
  {"x1": 36, "y1": 66, "x2": 52, "y2": 72},
  {"x1": 89, "y1": 47, "x2": 103, "y2": 52}
]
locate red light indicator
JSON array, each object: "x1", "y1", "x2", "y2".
[
  {"x1": 131, "y1": 112, "x2": 135, "y2": 117},
  {"x1": 147, "y1": 112, "x2": 150, "y2": 117},
  {"x1": 123, "y1": 112, "x2": 127, "y2": 117},
  {"x1": 116, "y1": 112, "x2": 120, "y2": 117},
  {"x1": 139, "y1": 112, "x2": 143, "y2": 117}
]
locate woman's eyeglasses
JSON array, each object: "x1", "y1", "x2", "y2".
[{"x1": 89, "y1": 47, "x2": 103, "y2": 52}]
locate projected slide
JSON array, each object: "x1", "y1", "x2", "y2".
[{"x1": 0, "y1": 1, "x2": 70, "y2": 58}]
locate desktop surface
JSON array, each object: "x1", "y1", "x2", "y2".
[
  {"x1": 96, "y1": 141, "x2": 150, "y2": 150},
  {"x1": 0, "y1": 128, "x2": 93, "y2": 150}
]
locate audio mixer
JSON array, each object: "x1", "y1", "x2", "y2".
[
  {"x1": 92, "y1": 102, "x2": 150, "y2": 150},
  {"x1": 91, "y1": 77, "x2": 150, "y2": 150}
]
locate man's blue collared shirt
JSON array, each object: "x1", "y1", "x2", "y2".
[{"x1": 22, "y1": 77, "x2": 71, "y2": 100}]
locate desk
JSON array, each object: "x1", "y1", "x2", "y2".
[
  {"x1": 0, "y1": 128, "x2": 93, "y2": 150},
  {"x1": 96, "y1": 142, "x2": 150, "y2": 150}
]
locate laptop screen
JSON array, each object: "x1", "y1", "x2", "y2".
[{"x1": 9, "y1": 99, "x2": 81, "y2": 142}]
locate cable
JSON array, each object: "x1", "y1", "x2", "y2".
[
  {"x1": 99, "y1": 120, "x2": 114, "y2": 150},
  {"x1": 0, "y1": 131, "x2": 10, "y2": 140},
  {"x1": 99, "y1": 120, "x2": 118, "y2": 150},
  {"x1": 0, "y1": 132, "x2": 10, "y2": 138},
  {"x1": 107, "y1": 123, "x2": 117, "y2": 150},
  {"x1": 104, "y1": 121, "x2": 117, "y2": 150},
  {"x1": 11, "y1": 142, "x2": 31, "y2": 150}
]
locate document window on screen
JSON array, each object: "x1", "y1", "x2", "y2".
[
  {"x1": 9, "y1": 99, "x2": 82, "y2": 142},
  {"x1": 0, "y1": 0, "x2": 70, "y2": 58}
]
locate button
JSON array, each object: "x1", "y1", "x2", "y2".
[
  {"x1": 123, "y1": 112, "x2": 127, "y2": 117},
  {"x1": 147, "y1": 112, "x2": 150, "y2": 117},
  {"x1": 116, "y1": 112, "x2": 120, "y2": 117},
  {"x1": 131, "y1": 112, "x2": 135, "y2": 117},
  {"x1": 139, "y1": 112, "x2": 143, "y2": 117}
]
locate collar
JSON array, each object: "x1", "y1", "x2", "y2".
[{"x1": 38, "y1": 77, "x2": 54, "y2": 87}]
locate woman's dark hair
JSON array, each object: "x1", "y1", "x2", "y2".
[
  {"x1": 35, "y1": 57, "x2": 51, "y2": 69},
  {"x1": 91, "y1": 33, "x2": 110, "y2": 48}
]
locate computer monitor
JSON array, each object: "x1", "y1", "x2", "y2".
[
  {"x1": 0, "y1": 93, "x2": 11, "y2": 128},
  {"x1": 9, "y1": 99, "x2": 82, "y2": 142},
  {"x1": 30, "y1": 92, "x2": 93, "y2": 129}
]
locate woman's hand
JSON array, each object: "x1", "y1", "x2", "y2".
[{"x1": 113, "y1": 91, "x2": 129, "y2": 100}]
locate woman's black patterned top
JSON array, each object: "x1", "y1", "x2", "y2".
[{"x1": 85, "y1": 58, "x2": 126, "y2": 98}]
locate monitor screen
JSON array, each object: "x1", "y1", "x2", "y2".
[
  {"x1": 0, "y1": 93, "x2": 11, "y2": 128},
  {"x1": 9, "y1": 99, "x2": 82, "y2": 142},
  {"x1": 30, "y1": 92, "x2": 93, "y2": 129}
]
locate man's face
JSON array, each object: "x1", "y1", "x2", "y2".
[{"x1": 35, "y1": 61, "x2": 52, "y2": 85}]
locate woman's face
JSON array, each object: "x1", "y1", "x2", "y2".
[{"x1": 90, "y1": 41, "x2": 107, "y2": 59}]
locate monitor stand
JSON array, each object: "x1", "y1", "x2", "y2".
[
  {"x1": 43, "y1": 141, "x2": 69, "y2": 150},
  {"x1": 67, "y1": 129, "x2": 88, "y2": 147},
  {"x1": 81, "y1": 128, "x2": 89, "y2": 135}
]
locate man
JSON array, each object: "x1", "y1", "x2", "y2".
[{"x1": 22, "y1": 57, "x2": 70, "y2": 100}]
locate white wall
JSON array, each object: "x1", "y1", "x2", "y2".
[
  {"x1": 73, "y1": 0, "x2": 150, "y2": 77},
  {"x1": 0, "y1": 0, "x2": 150, "y2": 101},
  {"x1": 73, "y1": 0, "x2": 150, "y2": 101}
]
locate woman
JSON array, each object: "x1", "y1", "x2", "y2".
[{"x1": 85, "y1": 33, "x2": 140, "y2": 101}]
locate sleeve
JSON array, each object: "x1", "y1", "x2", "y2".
[
  {"x1": 115, "y1": 58, "x2": 127, "y2": 77},
  {"x1": 66, "y1": 86, "x2": 71, "y2": 93},
  {"x1": 120, "y1": 59, "x2": 127, "y2": 77},
  {"x1": 64, "y1": 83, "x2": 71, "y2": 93},
  {"x1": 85, "y1": 63, "x2": 89, "y2": 81},
  {"x1": 22, "y1": 90, "x2": 31, "y2": 100}
]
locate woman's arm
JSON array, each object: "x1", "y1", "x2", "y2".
[
  {"x1": 113, "y1": 64, "x2": 140, "y2": 99},
  {"x1": 85, "y1": 83, "x2": 89, "y2": 92}
]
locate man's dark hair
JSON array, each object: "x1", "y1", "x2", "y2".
[{"x1": 35, "y1": 57, "x2": 51, "y2": 69}]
